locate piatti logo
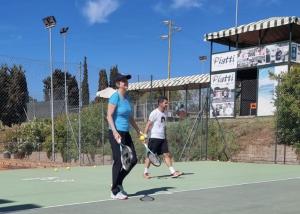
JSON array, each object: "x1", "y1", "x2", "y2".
[{"x1": 212, "y1": 51, "x2": 238, "y2": 71}]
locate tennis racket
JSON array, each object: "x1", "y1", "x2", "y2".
[
  {"x1": 118, "y1": 138, "x2": 133, "y2": 171},
  {"x1": 143, "y1": 143, "x2": 161, "y2": 167}
]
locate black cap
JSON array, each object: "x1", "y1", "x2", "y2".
[{"x1": 114, "y1": 73, "x2": 131, "y2": 82}]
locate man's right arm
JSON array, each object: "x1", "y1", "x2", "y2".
[
  {"x1": 144, "y1": 111, "x2": 156, "y2": 136},
  {"x1": 144, "y1": 120, "x2": 153, "y2": 136}
]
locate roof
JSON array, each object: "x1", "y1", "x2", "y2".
[
  {"x1": 204, "y1": 16, "x2": 300, "y2": 48},
  {"x1": 127, "y1": 74, "x2": 210, "y2": 92}
]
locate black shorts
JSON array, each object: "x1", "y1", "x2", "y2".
[{"x1": 148, "y1": 138, "x2": 169, "y2": 155}]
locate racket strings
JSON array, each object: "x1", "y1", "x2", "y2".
[
  {"x1": 121, "y1": 146, "x2": 133, "y2": 170},
  {"x1": 148, "y1": 152, "x2": 161, "y2": 166}
]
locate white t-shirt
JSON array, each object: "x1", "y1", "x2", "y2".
[{"x1": 148, "y1": 108, "x2": 166, "y2": 139}]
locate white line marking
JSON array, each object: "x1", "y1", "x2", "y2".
[
  {"x1": 41, "y1": 176, "x2": 300, "y2": 210},
  {"x1": 22, "y1": 177, "x2": 59, "y2": 181},
  {"x1": 22, "y1": 177, "x2": 75, "y2": 183}
]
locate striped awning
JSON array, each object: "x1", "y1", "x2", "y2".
[
  {"x1": 204, "y1": 16, "x2": 300, "y2": 47},
  {"x1": 128, "y1": 74, "x2": 209, "y2": 92}
]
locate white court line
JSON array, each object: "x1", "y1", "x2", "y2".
[
  {"x1": 21, "y1": 177, "x2": 75, "y2": 183},
  {"x1": 42, "y1": 176, "x2": 300, "y2": 210}
]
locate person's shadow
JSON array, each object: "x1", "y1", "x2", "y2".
[
  {"x1": 155, "y1": 172, "x2": 195, "y2": 179},
  {"x1": 128, "y1": 187, "x2": 175, "y2": 197}
]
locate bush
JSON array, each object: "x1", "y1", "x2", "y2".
[
  {"x1": 274, "y1": 66, "x2": 300, "y2": 147},
  {"x1": 167, "y1": 119, "x2": 193, "y2": 161},
  {"x1": 0, "y1": 121, "x2": 4, "y2": 131},
  {"x1": 44, "y1": 103, "x2": 109, "y2": 163},
  {"x1": 4, "y1": 120, "x2": 51, "y2": 159},
  {"x1": 207, "y1": 120, "x2": 238, "y2": 161},
  {"x1": 166, "y1": 119, "x2": 238, "y2": 161},
  {"x1": 44, "y1": 115, "x2": 78, "y2": 162}
]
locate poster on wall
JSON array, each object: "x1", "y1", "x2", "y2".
[
  {"x1": 290, "y1": 42, "x2": 300, "y2": 62},
  {"x1": 296, "y1": 44, "x2": 300, "y2": 62},
  {"x1": 237, "y1": 42, "x2": 289, "y2": 68},
  {"x1": 210, "y1": 72, "x2": 235, "y2": 118},
  {"x1": 290, "y1": 43, "x2": 297, "y2": 62},
  {"x1": 257, "y1": 65, "x2": 288, "y2": 116},
  {"x1": 211, "y1": 42, "x2": 290, "y2": 72},
  {"x1": 211, "y1": 51, "x2": 238, "y2": 72}
]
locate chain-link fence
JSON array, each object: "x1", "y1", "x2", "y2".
[
  {"x1": 0, "y1": 55, "x2": 299, "y2": 167},
  {"x1": 0, "y1": 55, "x2": 112, "y2": 167}
]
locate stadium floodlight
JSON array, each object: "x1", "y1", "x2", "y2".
[
  {"x1": 173, "y1": 26, "x2": 182, "y2": 32},
  {"x1": 42, "y1": 16, "x2": 56, "y2": 29},
  {"x1": 199, "y1": 56, "x2": 208, "y2": 61},
  {"x1": 163, "y1": 20, "x2": 170, "y2": 25},
  {"x1": 160, "y1": 35, "x2": 168, "y2": 40},
  {"x1": 60, "y1": 27, "x2": 69, "y2": 35},
  {"x1": 199, "y1": 55, "x2": 207, "y2": 74}
]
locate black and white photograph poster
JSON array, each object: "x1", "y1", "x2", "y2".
[{"x1": 210, "y1": 72, "x2": 235, "y2": 118}]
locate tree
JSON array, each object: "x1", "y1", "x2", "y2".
[
  {"x1": 95, "y1": 69, "x2": 109, "y2": 103},
  {"x1": 99, "y1": 69, "x2": 109, "y2": 91},
  {"x1": 82, "y1": 56, "x2": 90, "y2": 106},
  {"x1": 67, "y1": 76, "x2": 80, "y2": 106},
  {"x1": 43, "y1": 69, "x2": 79, "y2": 106},
  {"x1": 1, "y1": 65, "x2": 29, "y2": 126},
  {"x1": 109, "y1": 65, "x2": 120, "y2": 89},
  {"x1": 274, "y1": 66, "x2": 300, "y2": 148},
  {"x1": 0, "y1": 65, "x2": 9, "y2": 124}
]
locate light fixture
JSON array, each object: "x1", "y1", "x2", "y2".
[{"x1": 42, "y1": 16, "x2": 56, "y2": 29}]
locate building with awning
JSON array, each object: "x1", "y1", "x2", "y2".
[
  {"x1": 128, "y1": 74, "x2": 209, "y2": 92},
  {"x1": 127, "y1": 74, "x2": 210, "y2": 121},
  {"x1": 204, "y1": 16, "x2": 300, "y2": 47},
  {"x1": 204, "y1": 16, "x2": 300, "y2": 118}
]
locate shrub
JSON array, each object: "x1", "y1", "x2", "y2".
[{"x1": 274, "y1": 66, "x2": 300, "y2": 148}]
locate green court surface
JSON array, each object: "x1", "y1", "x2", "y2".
[{"x1": 1, "y1": 161, "x2": 300, "y2": 214}]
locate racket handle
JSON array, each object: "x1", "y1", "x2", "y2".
[
  {"x1": 116, "y1": 138, "x2": 121, "y2": 144},
  {"x1": 143, "y1": 143, "x2": 150, "y2": 152}
]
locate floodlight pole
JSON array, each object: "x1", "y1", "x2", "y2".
[
  {"x1": 161, "y1": 20, "x2": 181, "y2": 102},
  {"x1": 43, "y1": 16, "x2": 56, "y2": 162},
  {"x1": 235, "y1": 0, "x2": 239, "y2": 27},
  {"x1": 60, "y1": 27, "x2": 69, "y2": 161},
  {"x1": 62, "y1": 31, "x2": 68, "y2": 118},
  {"x1": 167, "y1": 21, "x2": 172, "y2": 80},
  {"x1": 49, "y1": 26, "x2": 55, "y2": 162},
  {"x1": 167, "y1": 21, "x2": 172, "y2": 102},
  {"x1": 78, "y1": 62, "x2": 82, "y2": 165},
  {"x1": 48, "y1": 27, "x2": 55, "y2": 161}
]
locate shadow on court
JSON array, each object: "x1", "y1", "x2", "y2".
[
  {"x1": 0, "y1": 199, "x2": 14, "y2": 205},
  {"x1": 0, "y1": 204, "x2": 41, "y2": 213},
  {"x1": 155, "y1": 172, "x2": 194, "y2": 179},
  {"x1": 128, "y1": 186, "x2": 175, "y2": 197}
]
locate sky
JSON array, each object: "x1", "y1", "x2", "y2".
[{"x1": 0, "y1": 0, "x2": 299, "y2": 100}]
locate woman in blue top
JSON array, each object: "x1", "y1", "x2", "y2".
[{"x1": 107, "y1": 73, "x2": 142, "y2": 200}]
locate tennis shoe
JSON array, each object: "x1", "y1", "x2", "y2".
[
  {"x1": 111, "y1": 191, "x2": 128, "y2": 200},
  {"x1": 143, "y1": 173, "x2": 152, "y2": 179},
  {"x1": 117, "y1": 185, "x2": 128, "y2": 195},
  {"x1": 171, "y1": 171, "x2": 183, "y2": 178}
]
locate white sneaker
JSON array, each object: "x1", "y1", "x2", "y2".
[
  {"x1": 111, "y1": 191, "x2": 128, "y2": 200},
  {"x1": 117, "y1": 185, "x2": 128, "y2": 195}
]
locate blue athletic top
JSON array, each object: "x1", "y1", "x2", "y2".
[{"x1": 108, "y1": 92, "x2": 132, "y2": 132}]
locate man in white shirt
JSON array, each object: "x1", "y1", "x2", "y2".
[{"x1": 143, "y1": 96, "x2": 183, "y2": 179}]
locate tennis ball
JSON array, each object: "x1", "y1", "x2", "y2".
[
  {"x1": 93, "y1": 165, "x2": 97, "y2": 168},
  {"x1": 54, "y1": 168, "x2": 58, "y2": 172},
  {"x1": 139, "y1": 135, "x2": 145, "y2": 141},
  {"x1": 66, "y1": 167, "x2": 70, "y2": 170}
]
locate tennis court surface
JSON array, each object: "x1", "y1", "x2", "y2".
[{"x1": 1, "y1": 161, "x2": 300, "y2": 214}]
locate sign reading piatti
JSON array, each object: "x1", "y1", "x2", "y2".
[{"x1": 211, "y1": 51, "x2": 238, "y2": 72}]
